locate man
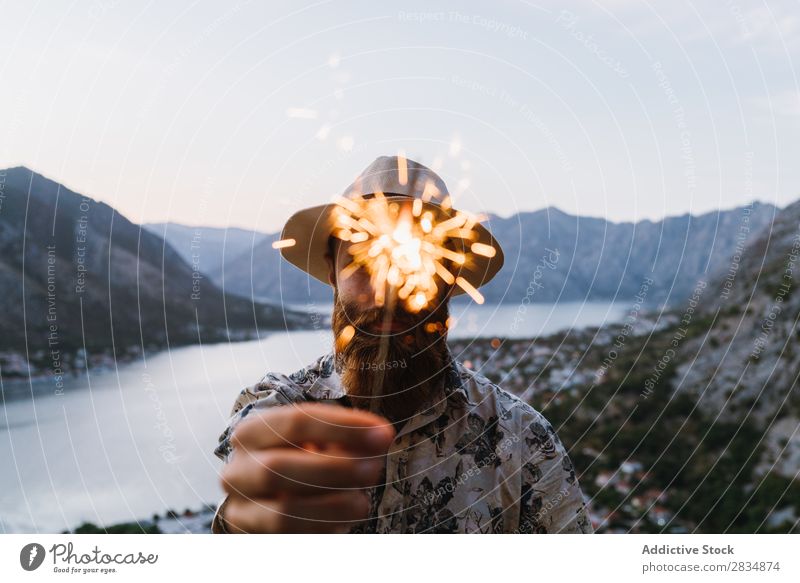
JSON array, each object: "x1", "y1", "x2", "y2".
[{"x1": 212, "y1": 155, "x2": 593, "y2": 534}]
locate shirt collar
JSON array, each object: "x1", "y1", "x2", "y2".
[{"x1": 299, "y1": 345, "x2": 471, "y2": 434}]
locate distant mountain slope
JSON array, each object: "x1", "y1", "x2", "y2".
[
  {"x1": 482, "y1": 204, "x2": 778, "y2": 305},
  {"x1": 214, "y1": 203, "x2": 778, "y2": 306},
  {"x1": 143, "y1": 223, "x2": 266, "y2": 287},
  {"x1": 649, "y1": 202, "x2": 800, "y2": 482},
  {"x1": 674, "y1": 199, "x2": 800, "y2": 429},
  {"x1": 0, "y1": 167, "x2": 307, "y2": 370}
]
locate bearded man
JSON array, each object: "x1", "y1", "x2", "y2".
[{"x1": 212, "y1": 155, "x2": 593, "y2": 534}]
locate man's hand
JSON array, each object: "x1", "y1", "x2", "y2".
[{"x1": 219, "y1": 402, "x2": 396, "y2": 533}]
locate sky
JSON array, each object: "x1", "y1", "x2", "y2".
[{"x1": 1, "y1": 0, "x2": 799, "y2": 233}]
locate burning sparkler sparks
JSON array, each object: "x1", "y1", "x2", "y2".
[
  {"x1": 271, "y1": 155, "x2": 499, "y2": 333},
  {"x1": 271, "y1": 238, "x2": 296, "y2": 249},
  {"x1": 328, "y1": 183, "x2": 492, "y2": 311}
]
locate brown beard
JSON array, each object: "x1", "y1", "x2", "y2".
[{"x1": 331, "y1": 289, "x2": 452, "y2": 427}]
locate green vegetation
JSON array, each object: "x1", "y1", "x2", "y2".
[
  {"x1": 538, "y1": 333, "x2": 797, "y2": 533},
  {"x1": 66, "y1": 521, "x2": 161, "y2": 534}
]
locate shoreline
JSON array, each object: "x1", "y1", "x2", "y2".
[{"x1": 64, "y1": 504, "x2": 219, "y2": 535}]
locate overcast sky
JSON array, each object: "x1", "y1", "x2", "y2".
[{"x1": 2, "y1": 0, "x2": 799, "y2": 232}]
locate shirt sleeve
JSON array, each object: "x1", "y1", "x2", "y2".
[
  {"x1": 211, "y1": 374, "x2": 300, "y2": 534},
  {"x1": 210, "y1": 495, "x2": 232, "y2": 534},
  {"x1": 213, "y1": 374, "x2": 298, "y2": 463},
  {"x1": 517, "y1": 411, "x2": 594, "y2": 534}
]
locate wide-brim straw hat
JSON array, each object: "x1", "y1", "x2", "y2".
[{"x1": 278, "y1": 155, "x2": 504, "y2": 298}]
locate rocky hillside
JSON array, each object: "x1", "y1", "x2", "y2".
[
  {"x1": 0, "y1": 167, "x2": 307, "y2": 373},
  {"x1": 671, "y1": 199, "x2": 800, "y2": 479}
]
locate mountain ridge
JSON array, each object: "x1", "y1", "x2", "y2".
[
  {"x1": 184, "y1": 200, "x2": 780, "y2": 306},
  {"x1": 0, "y1": 166, "x2": 308, "y2": 376}
]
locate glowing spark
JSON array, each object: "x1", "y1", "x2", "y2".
[
  {"x1": 339, "y1": 261, "x2": 360, "y2": 281},
  {"x1": 427, "y1": 243, "x2": 464, "y2": 264},
  {"x1": 433, "y1": 259, "x2": 455, "y2": 284},
  {"x1": 272, "y1": 238, "x2": 296, "y2": 249},
  {"x1": 433, "y1": 213, "x2": 467, "y2": 235},
  {"x1": 455, "y1": 276, "x2": 484, "y2": 304},
  {"x1": 337, "y1": 325, "x2": 355, "y2": 349},
  {"x1": 331, "y1": 193, "x2": 490, "y2": 311},
  {"x1": 316, "y1": 124, "x2": 331, "y2": 140},
  {"x1": 397, "y1": 154, "x2": 408, "y2": 186},
  {"x1": 422, "y1": 180, "x2": 439, "y2": 202},
  {"x1": 471, "y1": 242, "x2": 497, "y2": 257},
  {"x1": 332, "y1": 195, "x2": 362, "y2": 215},
  {"x1": 338, "y1": 136, "x2": 355, "y2": 152},
  {"x1": 451, "y1": 228, "x2": 477, "y2": 240},
  {"x1": 358, "y1": 217, "x2": 378, "y2": 235}
]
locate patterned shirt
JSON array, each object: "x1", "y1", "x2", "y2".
[{"x1": 212, "y1": 348, "x2": 594, "y2": 534}]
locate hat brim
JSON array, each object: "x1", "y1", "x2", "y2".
[{"x1": 278, "y1": 196, "x2": 504, "y2": 299}]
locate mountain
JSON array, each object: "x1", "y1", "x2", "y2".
[
  {"x1": 212, "y1": 203, "x2": 778, "y2": 306},
  {"x1": 671, "y1": 199, "x2": 800, "y2": 478},
  {"x1": 480, "y1": 204, "x2": 779, "y2": 305},
  {"x1": 0, "y1": 167, "x2": 308, "y2": 373},
  {"x1": 142, "y1": 223, "x2": 267, "y2": 287},
  {"x1": 454, "y1": 200, "x2": 800, "y2": 532}
]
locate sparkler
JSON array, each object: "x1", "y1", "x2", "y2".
[
  {"x1": 273, "y1": 190, "x2": 493, "y2": 312},
  {"x1": 329, "y1": 188, "x2": 493, "y2": 312},
  {"x1": 272, "y1": 155, "x2": 497, "y2": 364}
]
